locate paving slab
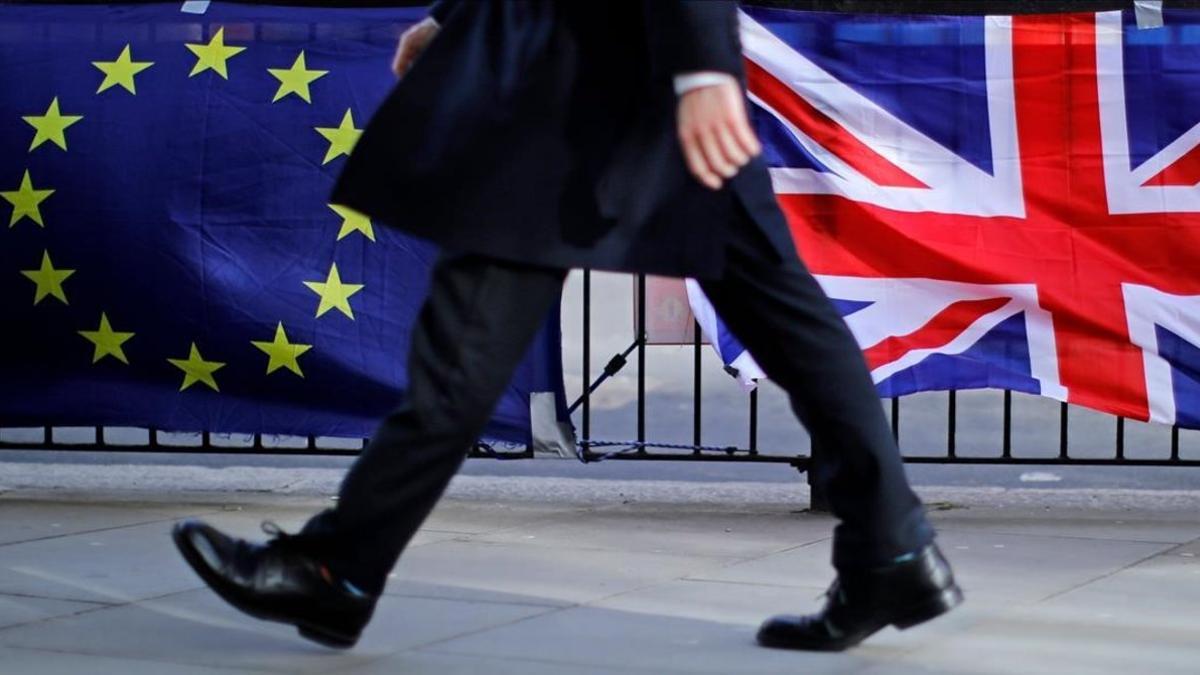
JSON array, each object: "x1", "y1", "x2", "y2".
[
  {"x1": 0, "y1": 499, "x2": 212, "y2": 546},
  {"x1": 425, "y1": 604, "x2": 871, "y2": 674},
  {"x1": 929, "y1": 503, "x2": 1200, "y2": 544},
  {"x1": 472, "y1": 505, "x2": 832, "y2": 559},
  {"x1": 0, "y1": 521, "x2": 205, "y2": 604},
  {"x1": 186, "y1": 506, "x2": 465, "y2": 549},
  {"x1": 335, "y1": 649, "x2": 643, "y2": 675},
  {"x1": 393, "y1": 539, "x2": 741, "y2": 605},
  {"x1": 882, "y1": 609, "x2": 1200, "y2": 675},
  {"x1": 1031, "y1": 537, "x2": 1200, "y2": 632},
  {"x1": 1, "y1": 486, "x2": 1199, "y2": 674},
  {"x1": 589, "y1": 577, "x2": 819, "y2": 627},
  {"x1": 686, "y1": 529, "x2": 1175, "y2": 605},
  {"x1": 683, "y1": 538, "x2": 837, "y2": 589},
  {"x1": 932, "y1": 529, "x2": 1173, "y2": 604},
  {"x1": 0, "y1": 587, "x2": 556, "y2": 674},
  {"x1": 420, "y1": 499, "x2": 602, "y2": 535},
  {"x1": 0, "y1": 645, "x2": 273, "y2": 675}
]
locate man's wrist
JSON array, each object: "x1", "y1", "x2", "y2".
[{"x1": 673, "y1": 72, "x2": 738, "y2": 97}]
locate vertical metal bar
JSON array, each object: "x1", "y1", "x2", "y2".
[
  {"x1": 749, "y1": 387, "x2": 759, "y2": 455},
  {"x1": 1171, "y1": 425, "x2": 1180, "y2": 461},
  {"x1": 891, "y1": 397, "x2": 900, "y2": 443},
  {"x1": 693, "y1": 319, "x2": 702, "y2": 453},
  {"x1": 201, "y1": 430, "x2": 212, "y2": 451},
  {"x1": 1116, "y1": 416, "x2": 1125, "y2": 460},
  {"x1": 637, "y1": 274, "x2": 647, "y2": 452},
  {"x1": 582, "y1": 269, "x2": 591, "y2": 446},
  {"x1": 1059, "y1": 402, "x2": 1069, "y2": 460},
  {"x1": 1002, "y1": 389, "x2": 1012, "y2": 459},
  {"x1": 44, "y1": 425, "x2": 51, "y2": 445},
  {"x1": 947, "y1": 390, "x2": 957, "y2": 459}
]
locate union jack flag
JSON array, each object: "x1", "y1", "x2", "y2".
[{"x1": 709, "y1": 7, "x2": 1200, "y2": 429}]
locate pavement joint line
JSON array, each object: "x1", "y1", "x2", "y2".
[
  {"x1": 929, "y1": 525, "x2": 1198, "y2": 546},
  {"x1": 0, "y1": 595, "x2": 122, "y2": 635},
  {"x1": 0, "y1": 589, "x2": 119, "y2": 607},
  {"x1": 445, "y1": 538, "x2": 749, "y2": 559},
  {"x1": 383, "y1": 599, "x2": 567, "y2": 655},
  {"x1": 0, "y1": 642, "x2": 281, "y2": 675},
  {"x1": 381, "y1": 589, "x2": 570, "y2": 610},
  {"x1": 1035, "y1": 533, "x2": 1200, "y2": 604},
  {"x1": 0, "y1": 508, "x2": 227, "y2": 549},
  {"x1": 674, "y1": 576, "x2": 830, "y2": 592},
  {"x1": 415, "y1": 643, "x2": 699, "y2": 675},
  {"x1": 679, "y1": 534, "x2": 833, "y2": 576},
  {"x1": 0, "y1": 584, "x2": 207, "y2": 636},
  {"x1": 390, "y1": 544, "x2": 769, "y2": 661},
  {"x1": 425, "y1": 503, "x2": 605, "y2": 535}
]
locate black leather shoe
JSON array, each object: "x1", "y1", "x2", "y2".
[
  {"x1": 172, "y1": 519, "x2": 375, "y2": 649},
  {"x1": 757, "y1": 543, "x2": 962, "y2": 651}
]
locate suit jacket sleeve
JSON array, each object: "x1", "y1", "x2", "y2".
[
  {"x1": 643, "y1": 0, "x2": 742, "y2": 78},
  {"x1": 428, "y1": 0, "x2": 459, "y2": 25}
]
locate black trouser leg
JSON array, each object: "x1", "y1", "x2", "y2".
[
  {"x1": 300, "y1": 254, "x2": 567, "y2": 595},
  {"x1": 699, "y1": 219, "x2": 933, "y2": 570}
]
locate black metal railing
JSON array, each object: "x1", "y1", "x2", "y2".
[
  {"x1": 4, "y1": 269, "x2": 1198, "y2": 474},
  {"x1": 570, "y1": 271, "x2": 1200, "y2": 471}
]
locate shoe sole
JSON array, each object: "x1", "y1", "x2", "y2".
[
  {"x1": 171, "y1": 523, "x2": 360, "y2": 649},
  {"x1": 757, "y1": 584, "x2": 965, "y2": 652},
  {"x1": 893, "y1": 584, "x2": 965, "y2": 630}
]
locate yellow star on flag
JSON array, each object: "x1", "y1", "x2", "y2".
[
  {"x1": 168, "y1": 343, "x2": 226, "y2": 391},
  {"x1": 20, "y1": 250, "x2": 74, "y2": 305},
  {"x1": 23, "y1": 97, "x2": 83, "y2": 152},
  {"x1": 304, "y1": 262, "x2": 364, "y2": 319},
  {"x1": 2, "y1": 170, "x2": 54, "y2": 228},
  {"x1": 93, "y1": 45, "x2": 154, "y2": 95},
  {"x1": 185, "y1": 27, "x2": 246, "y2": 79},
  {"x1": 328, "y1": 204, "x2": 375, "y2": 242},
  {"x1": 315, "y1": 109, "x2": 362, "y2": 165},
  {"x1": 79, "y1": 313, "x2": 135, "y2": 364},
  {"x1": 251, "y1": 322, "x2": 312, "y2": 376},
  {"x1": 268, "y1": 51, "x2": 328, "y2": 104}
]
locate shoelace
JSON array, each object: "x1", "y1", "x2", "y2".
[
  {"x1": 258, "y1": 520, "x2": 361, "y2": 595},
  {"x1": 260, "y1": 520, "x2": 300, "y2": 548},
  {"x1": 820, "y1": 578, "x2": 851, "y2": 605}
]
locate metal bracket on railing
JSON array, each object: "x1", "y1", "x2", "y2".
[{"x1": 566, "y1": 336, "x2": 644, "y2": 415}]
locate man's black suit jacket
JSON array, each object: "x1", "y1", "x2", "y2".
[{"x1": 332, "y1": 0, "x2": 795, "y2": 279}]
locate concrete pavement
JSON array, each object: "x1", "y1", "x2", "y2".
[{"x1": 1, "y1": 470, "x2": 1199, "y2": 674}]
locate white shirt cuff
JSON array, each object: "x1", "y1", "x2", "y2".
[{"x1": 673, "y1": 71, "x2": 738, "y2": 96}]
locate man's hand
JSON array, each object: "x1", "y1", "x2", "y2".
[
  {"x1": 392, "y1": 17, "x2": 440, "y2": 78},
  {"x1": 677, "y1": 80, "x2": 763, "y2": 190}
]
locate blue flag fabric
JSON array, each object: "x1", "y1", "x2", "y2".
[{"x1": 0, "y1": 2, "x2": 568, "y2": 443}]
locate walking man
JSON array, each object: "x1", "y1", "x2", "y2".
[{"x1": 173, "y1": 0, "x2": 961, "y2": 651}]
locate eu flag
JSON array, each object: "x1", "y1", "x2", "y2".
[{"x1": 0, "y1": 2, "x2": 568, "y2": 444}]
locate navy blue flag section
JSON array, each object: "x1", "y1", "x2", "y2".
[{"x1": 0, "y1": 2, "x2": 569, "y2": 444}]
